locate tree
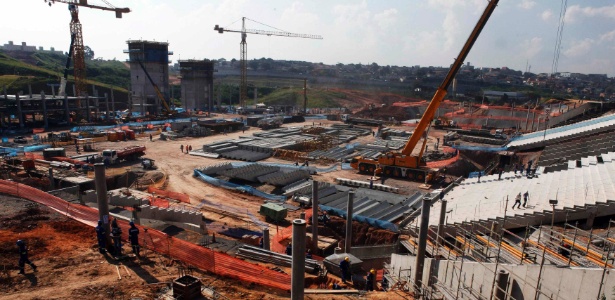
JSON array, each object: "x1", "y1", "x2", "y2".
[{"x1": 84, "y1": 46, "x2": 94, "y2": 60}]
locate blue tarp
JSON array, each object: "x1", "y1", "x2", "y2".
[
  {"x1": 70, "y1": 117, "x2": 195, "y2": 132},
  {"x1": 451, "y1": 144, "x2": 508, "y2": 152},
  {"x1": 194, "y1": 170, "x2": 286, "y2": 201}
]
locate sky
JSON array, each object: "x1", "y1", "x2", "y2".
[{"x1": 2, "y1": 0, "x2": 615, "y2": 76}]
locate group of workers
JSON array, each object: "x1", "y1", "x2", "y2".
[
  {"x1": 339, "y1": 256, "x2": 378, "y2": 291},
  {"x1": 95, "y1": 218, "x2": 141, "y2": 259},
  {"x1": 180, "y1": 144, "x2": 193, "y2": 154}
]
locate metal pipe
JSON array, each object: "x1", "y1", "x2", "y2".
[
  {"x1": 494, "y1": 270, "x2": 509, "y2": 300},
  {"x1": 263, "y1": 228, "x2": 270, "y2": 251},
  {"x1": 345, "y1": 191, "x2": 355, "y2": 253},
  {"x1": 291, "y1": 219, "x2": 306, "y2": 300},
  {"x1": 48, "y1": 167, "x2": 55, "y2": 189},
  {"x1": 436, "y1": 200, "x2": 447, "y2": 250},
  {"x1": 94, "y1": 163, "x2": 111, "y2": 245},
  {"x1": 414, "y1": 197, "x2": 432, "y2": 294},
  {"x1": 312, "y1": 181, "x2": 319, "y2": 253}
]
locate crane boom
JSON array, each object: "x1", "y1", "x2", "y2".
[
  {"x1": 350, "y1": 0, "x2": 499, "y2": 183},
  {"x1": 401, "y1": 0, "x2": 499, "y2": 156},
  {"x1": 46, "y1": 0, "x2": 130, "y2": 17}
]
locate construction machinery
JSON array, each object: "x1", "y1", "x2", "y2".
[
  {"x1": 102, "y1": 145, "x2": 146, "y2": 165},
  {"x1": 350, "y1": 0, "x2": 499, "y2": 182},
  {"x1": 46, "y1": 0, "x2": 130, "y2": 101},
  {"x1": 214, "y1": 17, "x2": 322, "y2": 108},
  {"x1": 136, "y1": 59, "x2": 175, "y2": 117}
]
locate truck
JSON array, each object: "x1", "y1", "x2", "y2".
[
  {"x1": 102, "y1": 145, "x2": 146, "y2": 165},
  {"x1": 340, "y1": 114, "x2": 382, "y2": 127},
  {"x1": 350, "y1": 0, "x2": 498, "y2": 183}
]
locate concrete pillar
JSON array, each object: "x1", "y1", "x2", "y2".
[
  {"x1": 51, "y1": 85, "x2": 56, "y2": 98},
  {"x1": 48, "y1": 167, "x2": 55, "y2": 189},
  {"x1": 437, "y1": 200, "x2": 447, "y2": 247},
  {"x1": 72, "y1": 84, "x2": 77, "y2": 98},
  {"x1": 291, "y1": 219, "x2": 306, "y2": 300},
  {"x1": 334, "y1": 247, "x2": 342, "y2": 254},
  {"x1": 110, "y1": 89, "x2": 115, "y2": 115},
  {"x1": 94, "y1": 163, "x2": 111, "y2": 245},
  {"x1": 28, "y1": 84, "x2": 32, "y2": 98},
  {"x1": 345, "y1": 191, "x2": 354, "y2": 253},
  {"x1": 300, "y1": 211, "x2": 306, "y2": 220},
  {"x1": 311, "y1": 181, "x2": 319, "y2": 253},
  {"x1": 494, "y1": 270, "x2": 509, "y2": 300},
  {"x1": 414, "y1": 197, "x2": 431, "y2": 292},
  {"x1": 41, "y1": 92, "x2": 48, "y2": 129},
  {"x1": 16, "y1": 94, "x2": 24, "y2": 128},
  {"x1": 85, "y1": 94, "x2": 91, "y2": 122},
  {"x1": 105, "y1": 93, "x2": 110, "y2": 121},
  {"x1": 63, "y1": 94, "x2": 70, "y2": 123},
  {"x1": 263, "y1": 228, "x2": 270, "y2": 251},
  {"x1": 94, "y1": 88, "x2": 99, "y2": 121}
]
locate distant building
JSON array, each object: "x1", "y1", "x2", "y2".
[
  {"x1": 0, "y1": 41, "x2": 63, "y2": 55},
  {"x1": 482, "y1": 90, "x2": 527, "y2": 102},
  {"x1": 179, "y1": 59, "x2": 214, "y2": 112}
]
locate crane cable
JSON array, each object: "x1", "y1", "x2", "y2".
[{"x1": 551, "y1": 0, "x2": 568, "y2": 76}]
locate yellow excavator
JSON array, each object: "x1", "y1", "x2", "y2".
[{"x1": 350, "y1": 0, "x2": 499, "y2": 182}]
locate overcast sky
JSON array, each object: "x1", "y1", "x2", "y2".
[{"x1": 2, "y1": 0, "x2": 615, "y2": 76}]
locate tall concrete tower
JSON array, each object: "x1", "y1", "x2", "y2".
[
  {"x1": 124, "y1": 40, "x2": 172, "y2": 116},
  {"x1": 179, "y1": 59, "x2": 214, "y2": 113}
]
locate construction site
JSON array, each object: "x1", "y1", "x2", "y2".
[{"x1": 2, "y1": 1, "x2": 615, "y2": 300}]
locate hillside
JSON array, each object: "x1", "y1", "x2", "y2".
[{"x1": 0, "y1": 50, "x2": 129, "y2": 96}]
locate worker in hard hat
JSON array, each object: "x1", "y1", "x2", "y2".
[
  {"x1": 286, "y1": 242, "x2": 292, "y2": 256},
  {"x1": 365, "y1": 268, "x2": 376, "y2": 291},
  {"x1": 128, "y1": 221, "x2": 140, "y2": 258},
  {"x1": 16, "y1": 240, "x2": 37, "y2": 275},
  {"x1": 95, "y1": 220, "x2": 107, "y2": 254},
  {"x1": 110, "y1": 218, "x2": 122, "y2": 258},
  {"x1": 339, "y1": 256, "x2": 351, "y2": 283}
]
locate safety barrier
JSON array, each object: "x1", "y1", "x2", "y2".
[
  {"x1": 147, "y1": 186, "x2": 191, "y2": 204},
  {"x1": 0, "y1": 180, "x2": 291, "y2": 291},
  {"x1": 271, "y1": 210, "x2": 312, "y2": 253}
]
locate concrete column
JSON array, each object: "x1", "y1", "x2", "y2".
[
  {"x1": 436, "y1": 200, "x2": 447, "y2": 247},
  {"x1": 72, "y1": 84, "x2": 77, "y2": 98},
  {"x1": 105, "y1": 93, "x2": 110, "y2": 121},
  {"x1": 41, "y1": 92, "x2": 48, "y2": 129},
  {"x1": 16, "y1": 94, "x2": 24, "y2": 128},
  {"x1": 311, "y1": 181, "x2": 319, "y2": 253},
  {"x1": 414, "y1": 197, "x2": 431, "y2": 292},
  {"x1": 63, "y1": 94, "x2": 70, "y2": 123},
  {"x1": 85, "y1": 94, "x2": 91, "y2": 122},
  {"x1": 263, "y1": 228, "x2": 270, "y2": 251},
  {"x1": 494, "y1": 270, "x2": 509, "y2": 300},
  {"x1": 345, "y1": 191, "x2": 355, "y2": 253},
  {"x1": 111, "y1": 89, "x2": 115, "y2": 114},
  {"x1": 94, "y1": 88, "x2": 99, "y2": 121},
  {"x1": 48, "y1": 167, "x2": 55, "y2": 189},
  {"x1": 94, "y1": 163, "x2": 111, "y2": 245},
  {"x1": 28, "y1": 84, "x2": 32, "y2": 98},
  {"x1": 291, "y1": 219, "x2": 306, "y2": 300},
  {"x1": 300, "y1": 211, "x2": 306, "y2": 220}
]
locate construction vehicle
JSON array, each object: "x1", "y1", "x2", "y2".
[
  {"x1": 46, "y1": 0, "x2": 130, "y2": 101},
  {"x1": 214, "y1": 17, "x2": 322, "y2": 108},
  {"x1": 340, "y1": 114, "x2": 383, "y2": 127},
  {"x1": 350, "y1": 0, "x2": 499, "y2": 182},
  {"x1": 136, "y1": 59, "x2": 175, "y2": 117},
  {"x1": 433, "y1": 117, "x2": 457, "y2": 129},
  {"x1": 141, "y1": 158, "x2": 156, "y2": 170},
  {"x1": 101, "y1": 145, "x2": 146, "y2": 165}
]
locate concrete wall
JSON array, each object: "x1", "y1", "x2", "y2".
[
  {"x1": 138, "y1": 204, "x2": 202, "y2": 225},
  {"x1": 350, "y1": 244, "x2": 398, "y2": 259},
  {"x1": 179, "y1": 60, "x2": 214, "y2": 111},
  {"x1": 390, "y1": 253, "x2": 615, "y2": 300}
]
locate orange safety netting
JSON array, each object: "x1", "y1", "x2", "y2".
[
  {"x1": 0, "y1": 180, "x2": 291, "y2": 291},
  {"x1": 271, "y1": 210, "x2": 312, "y2": 253},
  {"x1": 426, "y1": 147, "x2": 459, "y2": 169},
  {"x1": 149, "y1": 196, "x2": 170, "y2": 208},
  {"x1": 24, "y1": 153, "x2": 44, "y2": 160},
  {"x1": 147, "y1": 186, "x2": 191, "y2": 204}
]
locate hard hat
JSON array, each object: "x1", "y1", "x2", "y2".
[
  {"x1": 98, "y1": 220, "x2": 102, "y2": 225},
  {"x1": 129, "y1": 221, "x2": 135, "y2": 226},
  {"x1": 370, "y1": 269, "x2": 375, "y2": 274},
  {"x1": 344, "y1": 256, "x2": 349, "y2": 261},
  {"x1": 16, "y1": 240, "x2": 24, "y2": 246}
]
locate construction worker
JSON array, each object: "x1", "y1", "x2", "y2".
[
  {"x1": 286, "y1": 242, "x2": 292, "y2": 256},
  {"x1": 512, "y1": 193, "x2": 522, "y2": 209},
  {"x1": 180, "y1": 144, "x2": 184, "y2": 153},
  {"x1": 16, "y1": 240, "x2": 37, "y2": 275},
  {"x1": 95, "y1": 220, "x2": 107, "y2": 254},
  {"x1": 110, "y1": 219, "x2": 122, "y2": 258},
  {"x1": 365, "y1": 269, "x2": 376, "y2": 291},
  {"x1": 523, "y1": 191, "x2": 530, "y2": 208},
  {"x1": 306, "y1": 249, "x2": 313, "y2": 259},
  {"x1": 128, "y1": 221, "x2": 140, "y2": 257},
  {"x1": 339, "y1": 256, "x2": 351, "y2": 283}
]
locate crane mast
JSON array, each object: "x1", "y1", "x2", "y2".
[{"x1": 214, "y1": 18, "x2": 322, "y2": 108}]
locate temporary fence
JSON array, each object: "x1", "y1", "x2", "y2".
[
  {"x1": 193, "y1": 170, "x2": 287, "y2": 201},
  {"x1": 426, "y1": 147, "x2": 460, "y2": 169},
  {"x1": 147, "y1": 186, "x2": 191, "y2": 204},
  {"x1": 271, "y1": 210, "x2": 312, "y2": 253},
  {"x1": 149, "y1": 197, "x2": 170, "y2": 208},
  {"x1": 0, "y1": 180, "x2": 291, "y2": 291}
]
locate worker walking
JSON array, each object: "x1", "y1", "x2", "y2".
[
  {"x1": 512, "y1": 193, "x2": 522, "y2": 209},
  {"x1": 95, "y1": 220, "x2": 107, "y2": 254},
  {"x1": 188, "y1": 145, "x2": 192, "y2": 152},
  {"x1": 523, "y1": 191, "x2": 530, "y2": 208},
  {"x1": 128, "y1": 221, "x2": 140, "y2": 258},
  {"x1": 365, "y1": 269, "x2": 375, "y2": 291},
  {"x1": 16, "y1": 240, "x2": 37, "y2": 275},
  {"x1": 110, "y1": 219, "x2": 123, "y2": 258},
  {"x1": 180, "y1": 144, "x2": 184, "y2": 153},
  {"x1": 339, "y1": 256, "x2": 351, "y2": 284}
]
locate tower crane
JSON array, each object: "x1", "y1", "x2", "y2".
[
  {"x1": 214, "y1": 17, "x2": 322, "y2": 108},
  {"x1": 350, "y1": 0, "x2": 499, "y2": 183},
  {"x1": 45, "y1": 0, "x2": 130, "y2": 102}
]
